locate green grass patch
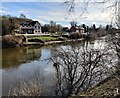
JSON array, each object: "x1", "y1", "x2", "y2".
[{"x1": 28, "y1": 36, "x2": 59, "y2": 42}]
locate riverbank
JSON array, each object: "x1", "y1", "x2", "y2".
[
  {"x1": 78, "y1": 76, "x2": 119, "y2": 98},
  {"x1": 1, "y1": 34, "x2": 85, "y2": 48},
  {"x1": 2, "y1": 34, "x2": 25, "y2": 48},
  {"x1": 23, "y1": 38, "x2": 84, "y2": 46},
  {"x1": 2, "y1": 36, "x2": 119, "y2": 97}
]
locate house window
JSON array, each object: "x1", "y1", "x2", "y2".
[
  {"x1": 38, "y1": 27, "x2": 40, "y2": 29},
  {"x1": 29, "y1": 30, "x2": 32, "y2": 32},
  {"x1": 35, "y1": 26, "x2": 37, "y2": 28}
]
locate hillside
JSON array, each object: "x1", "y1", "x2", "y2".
[{"x1": 0, "y1": 16, "x2": 32, "y2": 35}]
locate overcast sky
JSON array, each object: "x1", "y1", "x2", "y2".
[{"x1": 1, "y1": 0, "x2": 117, "y2": 27}]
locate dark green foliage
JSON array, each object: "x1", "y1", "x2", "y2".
[
  {"x1": 93, "y1": 24, "x2": 96, "y2": 30},
  {"x1": 42, "y1": 22, "x2": 63, "y2": 33},
  {"x1": 81, "y1": 24, "x2": 87, "y2": 32},
  {"x1": 106, "y1": 25, "x2": 109, "y2": 31},
  {"x1": 41, "y1": 25, "x2": 49, "y2": 32},
  {"x1": 70, "y1": 21, "x2": 77, "y2": 26}
]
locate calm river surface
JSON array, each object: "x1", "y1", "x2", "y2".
[{"x1": 1, "y1": 38, "x2": 110, "y2": 96}]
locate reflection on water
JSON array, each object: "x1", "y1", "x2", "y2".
[
  {"x1": 2, "y1": 46, "x2": 42, "y2": 69},
  {"x1": 2, "y1": 39, "x2": 112, "y2": 96},
  {"x1": 2, "y1": 45, "x2": 56, "y2": 96}
]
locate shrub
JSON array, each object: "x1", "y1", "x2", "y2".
[{"x1": 9, "y1": 78, "x2": 42, "y2": 96}]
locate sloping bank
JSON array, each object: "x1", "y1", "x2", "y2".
[
  {"x1": 77, "y1": 76, "x2": 120, "y2": 98},
  {"x1": 2, "y1": 34, "x2": 26, "y2": 48},
  {"x1": 23, "y1": 38, "x2": 84, "y2": 46},
  {"x1": 1, "y1": 34, "x2": 84, "y2": 48}
]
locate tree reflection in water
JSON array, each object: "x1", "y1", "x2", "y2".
[{"x1": 2, "y1": 46, "x2": 42, "y2": 69}]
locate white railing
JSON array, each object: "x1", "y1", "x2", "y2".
[{"x1": 15, "y1": 33, "x2": 50, "y2": 37}]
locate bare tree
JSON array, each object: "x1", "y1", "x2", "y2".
[
  {"x1": 63, "y1": 0, "x2": 120, "y2": 70},
  {"x1": 62, "y1": 0, "x2": 120, "y2": 97},
  {"x1": 20, "y1": 13, "x2": 26, "y2": 19},
  {"x1": 70, "y1": 21, "x2": 77, "y2": 26},
  {"x1": 50, "y1": 41, "x2": 113, "y2": 97}
]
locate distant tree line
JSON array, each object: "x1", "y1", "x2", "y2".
[
  {"x1": 42, "y1": 21, "x2": 63, "y2": 33},
  {"x1": 1, "y1": 14, "x2": 117, "y2": 36},
  {"x1": 69, "y1": 21, "x2": 115, "y2": 32}
]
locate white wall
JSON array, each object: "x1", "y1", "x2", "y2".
[{"x1": 34, "y1": 22, "x2": 42, "y2": 34}]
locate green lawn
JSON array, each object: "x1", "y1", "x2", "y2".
[{"x1": 28, "y1": 36, "x2": 59, "y2": 42}]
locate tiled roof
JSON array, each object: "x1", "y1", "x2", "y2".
[
  {"x1": 29, "y1": 21, "x2": 38, "y2": 26},
  {"x1": 20, "y1": 21, "x2": 40, "y2": 26}
]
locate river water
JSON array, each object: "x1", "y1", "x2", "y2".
[{"x1": 1, "y1": 38, "x2": 116, "y2": 96}]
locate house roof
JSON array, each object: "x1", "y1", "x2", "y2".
[
  {"x1": 20, "y1": 21, "x2": 41, "y2": 26},
  {"x1": 70, "y1": 26, "x2": 85, "y2": 33},
  {"x1": 80, "y1": 27, "x2": 84, "y2": 30},
  {"x1": 20, "y1": 22, "x2": 30, "y2": 25},
  {"x1": 76, "y1": 26, "x2": 81, "y2": 29},
  {"x1": 29, "y1": 21, "x2": 40, "y2": 26},
  {"x1": 70, "y1": 26, "x2": 76, "y2": 32}
]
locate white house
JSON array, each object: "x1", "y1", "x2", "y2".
[
  {"x1": 70, "y1": 26, "x2": 85, "y2": 34},
  {"x1": 76, "y1": 26, "x2": 85, "y2": 33},
  {"x1": 20, "y1": 21, "x2": 42, "y2": 34}
]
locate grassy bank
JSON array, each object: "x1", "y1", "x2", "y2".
[
  {"x1": 78, "y1": 76, "x2": 119, "y2": 98},
  {"x1": 23, "y1": 35, "x2": 84, "y2": 46},
  {"x1": 28, "y1": 36, "x2": 67, "y2": 42}
]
